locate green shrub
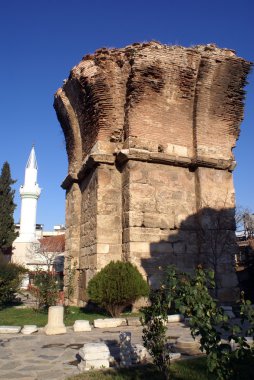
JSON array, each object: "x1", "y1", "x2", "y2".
[
  {"x1": 0, "y1": 257, "x2": 27, "y2": 307},
  {"x1": 32, "y1": 271, "x2": 59, "y2": 310},
  {"x1": 87, "y1": 261, "x2": 149, "y2": 317},
  {"x1": 142, "y1": 266, "x2": 254, "y2": 380}
]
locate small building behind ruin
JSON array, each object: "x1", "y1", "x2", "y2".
[{"x1": 54, "y1": 42, "x2": 251, "y2": 305}]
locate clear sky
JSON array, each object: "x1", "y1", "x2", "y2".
[{"x1": 0, "y1": 0, "x2": 253, "y2": 230}]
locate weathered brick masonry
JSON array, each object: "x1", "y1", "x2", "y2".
[{"x1": 54, "y1": 42, "x2": 251, "y2": 304}]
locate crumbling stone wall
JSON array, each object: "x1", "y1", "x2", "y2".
[{"x1": 54, "y1": 42, "x2": 251, "y2": 304}]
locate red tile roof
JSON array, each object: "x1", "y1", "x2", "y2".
[{"x1": 39, "y1": 234, "x2": 65, "y2": 252}]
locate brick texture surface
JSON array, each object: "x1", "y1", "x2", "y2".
[{"x1": 54, "y1": 42, "x2": 251, "y2": 304}]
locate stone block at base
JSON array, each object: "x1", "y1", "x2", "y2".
[{"x1": 44, "y1": 325, "x2": 67, "y2": 335}]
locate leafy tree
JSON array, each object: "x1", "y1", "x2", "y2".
[
  {"x1": 31, "y1": 270, "x2": 59, "y2": 310},
  {"x1": 27, "y1": 236, "x2": 65, "y2": 310},
  {"x1": 0, "y1": 255, "x2": 27, "y2": 307},
  {"x1": 27, "y1": 235, "x2": 65, "y2": 272},
  {"x1": 87, "y1": 261, "x2": 149, "y2": 317},
  {"x1": 0, "y1": 162, "x2": 17, "y2": 256}
]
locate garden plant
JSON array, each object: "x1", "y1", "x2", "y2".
[
  {"x1": 87, "y1": 261, "x2": 149, "y2": 317},
  {"x1": 0, "y1": 258, "x2": 27, "y2": 307},
  {"x1": 31, "y1": 270, "x2": 59, "y2": 310},
  {"x1": 142, "y1": 266, "x2": 254, "y2": 380}
]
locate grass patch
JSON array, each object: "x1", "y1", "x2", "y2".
[
  {"x1": 67, "y1": 358, "x2": 215, "y2": 380},
  {"x1": 0, "y1": 306, "x2": 107, "y2": 327},
  {"x1": 68, "y1": 356, "x2": 254, "y2": 380},
  {"x1": 0, "y1": 306, "x2": 141, "y2": 327}
]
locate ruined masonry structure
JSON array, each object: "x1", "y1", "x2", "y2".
[{"x1": 54, "y1": 42, "x2": 251, "y2": 304}]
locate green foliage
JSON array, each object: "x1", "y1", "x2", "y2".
[
  {"x1": 142, "y1": 266, "x2": 254, "y2": 380},
  {"x1": 31, "y1": 271, "x2": 59, "y2": 310},
  {"x1": 0, "y1": 258, "x2": 27, "y2": 307},
  {"x1": 0, "y1": 162, "x2": 17, "y2": 255},
  {"x1": 141, "y1": 267, "x2": 178, "y2": 380},
  {"x1": 87, "y1": 261, "x2": 149, "y2": 317},
  {"x1": 173, "y1": 267, "x2": 254, "y2": 380}
]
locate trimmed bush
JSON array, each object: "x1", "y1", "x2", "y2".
[
  {"x1": 0, "y1": 257, "x2": 27, "y2": 307},
  {"x1": 87, "y1": 261, "x2": 149, "y2": 317}
]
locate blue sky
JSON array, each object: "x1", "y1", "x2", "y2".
[{"x1": 0, "y1": 0, "x2": 253, "y2": 229}]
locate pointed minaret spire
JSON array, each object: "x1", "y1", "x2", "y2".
[
  {"x1": 26, "y1": 145, "x2": 38, "y2": 170},
  {"x1": 16, "y1": 146, "x2": 41, "y2": 242},
  {"x1": 23, "y1": 145, "x2": 39, "y2": 189}
]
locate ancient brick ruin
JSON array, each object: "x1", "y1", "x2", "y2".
[{"x1": 54, "y1": 42, "x2": 251, "y2": 304}]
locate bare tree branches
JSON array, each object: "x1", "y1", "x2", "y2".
[
  {"x1": 27, "y1": 235, "x2": 65, "y2": 273},
  {"x1": 235, "y1": 205, "x2": 254, "y2": 239}
]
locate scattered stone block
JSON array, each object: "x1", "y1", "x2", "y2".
[
  {"x1": 175, "y1": 336, "x2": 200, "y2": 355},
  {"x1": 79, "y1": 351, "x2": 110, "y2": 361},
  {"x1": 132, "y1": 344, "x2": 149, "y2": 363},
  {"x1": 169, "y1": 352, "x2": 181, "y2": 360},
  {"x1": 73, "y1": 320, "x2": 92, "y2": 332},
  {"x1": 0, "y1": 326, "x2": 21, "y2": 334},
  {"x1": 93, "y1": 318, "x2": 126, "y2": 328},
  {"x1": 167, "y1": 314, "x2": 184, "y2": 323},
  {"x1": 78, "y1": 343, "x2": 110, "y2": 371},
  {"x1": 44, "y1": 306, "x2": 67, "y2": 335},
  {"x1": 230, "y1": 336, "x2": 254, "y2": 351},
  {"x1": 79, "y1": 342, "x2": 110, "y2": 355},
  {"x1": 126, "y1": 317, "x2": 142, "y2": 326},
  {"x1": 21, "y1": 325, "x2": 38, "y2": 335},
  {"x1": 79, "y1": 343, "x2": 110, "y2": 361},
  {"x1": 245, "y1": 337, "x2": 253, "y2": 346}
]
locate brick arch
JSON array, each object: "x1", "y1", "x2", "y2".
[{"x1": 54, "y1": 88, "x2": 82, "y2": 174}]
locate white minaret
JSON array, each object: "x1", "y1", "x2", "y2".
[{"x1": 16, "y1": 146, "x2": 41, "y2": 242}]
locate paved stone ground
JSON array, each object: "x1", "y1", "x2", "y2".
[{"x1": 0, "y1": 323, "x2": 193, "y2": 380}]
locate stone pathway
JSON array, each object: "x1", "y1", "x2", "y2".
[{"x1": 0, "y1": 323, "x2": 193, "y2": 380}]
